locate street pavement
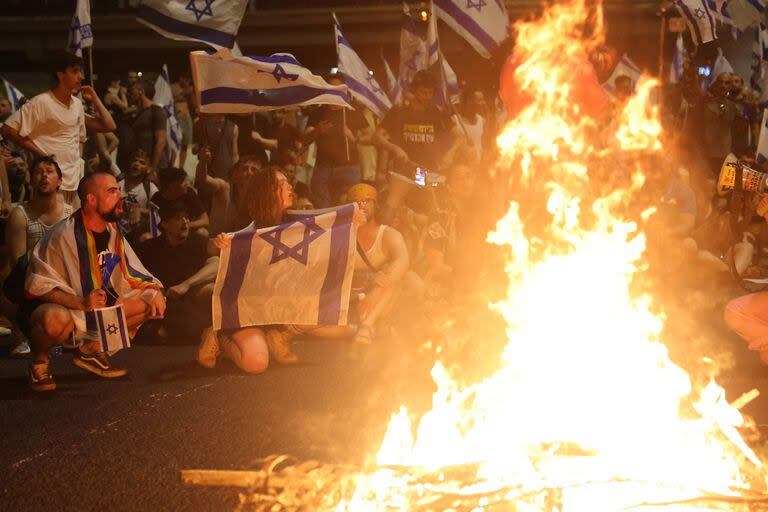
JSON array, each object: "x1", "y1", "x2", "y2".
[{"x1": 1, "y1": 329, "x2": 768, "y2": 511}]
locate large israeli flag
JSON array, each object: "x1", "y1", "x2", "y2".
[
  {"x1": 153, "y1": 64, "x2": 182, "y2": 161},
  {"x1": 2, "y1": 78, "x2": 24, "y2": 113},
  {"x1": 67, "y1": 0, "x2": 93, "y2": 57},
  {"x1": 399, "y1": 3, "x2": 427, "y2": 95},
  {"x1": 87, "y1": 304, "x2": 131, "y2": 353},
  {"x1": 381, "y1": 51, "x2": 401, "y2": 105},
  {"x1": 212, "y1": 204, "x2": 359, "y2": 330},
  {"x1": 434, "y1": 0, "x2": 508, "y2": 59},
  {"x1": 334, "y1": 15, "x2": 392, "y2": 118},
  {"x1": 190, "y1": 49, "x2": 352, "y2": 114},
  {"x1": 675, "y1": 0, "x2": 718, "y2": 45},
  {"x1": 137, "y1": 0, "x2": 248, "y2": 50},
  {"x1": 427, "y1": 2, "x2": 460, "y2": 105}
]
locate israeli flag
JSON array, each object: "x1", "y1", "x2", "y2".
[
  {"x1": 212, "y1": 204, "x2": 359, "y2": 330},
  {"x1": 191, "y1": 50, "x2": 351, "y2": 114},
  {"x1": 751, "y1": 24, "x2": 768, "y2": 92},
  {"x1": 87, "y1": 304, "x2": 131, "y2": 353},
  {"x1": 675, "y1": 0, "x2": 718, "y2": 45},
  {"x1": 602, "y1": 54, "x2": 643, "y2": 95},
  {"x1": 757, "y1": 109, "x2": 768, "y2": 164},
  {"x1": 380, "y1": 52, "x2": 401, "y2": 105},
  {"x1": 427, "y1": 2, "x2": 460, "y2": 106},
  {"x1": 137, "y1": 0, "x2": 248, "y2": 50},
  {"x1": 153, "y1": 64, "x2": 182, "y2": 162},
  {"x1": 706, "y1": 0, "x2": 733, "y2": 25},
  {"x1": 398, "y1": 2, "x2": 427, "y2": 95},
  {"x1": 434, "y1": 0, "x2": 509, "y2": 59},
  {"x1": 2, "y1": 78, "x2": 24, "y2": 112},
  {"x1": 67, "y1": 0, "x2": 93, "y2": 57},
  {"x1": 712, "y1": 0, "x2": 765, "y2": 30},
  {"x1": 149, "y1": 203, "x2": 161, "y2": 239},
  {"x1": 334, "y1": 14, "x2": 392, "y2": 118},
  {"x1": 669, "y1": 34, "x2": 686, "y2": 84}
]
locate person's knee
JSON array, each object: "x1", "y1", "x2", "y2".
[
  {"x1": 34, "y1": 306, "x2": 74, "y2": 341},
  {"x1": 240, "y1": 349, "x2": 269, "y2": 374},
  {"x1": 724, "y1": 297, "x2": 751, "y2": 333}
]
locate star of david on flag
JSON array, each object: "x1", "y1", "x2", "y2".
[
  {"x1": 67, "y1": 0, "x2": 93, "y2": 57},
  {"x1": 212, "y1": 204, "x2": 359, "y2": 330},
  {"x1": 434, "y1": 0, "x2": 508, "y2": 58},
  {"x1": 137, "y1": 0, "x2": 248, "y2": 50},
  {"x1": 257, "y1": 63, "x2": 300, "y2": 83},
  {"x1": 185, "y1": 0, "x2": 214, "y2": 22},
  {"x1": 675, "y1": 0, "x2": 718, "y2": 45}
]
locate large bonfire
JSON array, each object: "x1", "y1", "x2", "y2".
[{"x1": 335, "y1": 0, "x2": 768, "y2": 510}]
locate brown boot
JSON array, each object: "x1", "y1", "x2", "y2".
[{"x1": 265, "y1": 325, "x2": 300, "y2": 364}]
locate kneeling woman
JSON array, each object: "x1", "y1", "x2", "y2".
[{"x1": 197, "y1": 166, "x2": 356, "y2": 373}]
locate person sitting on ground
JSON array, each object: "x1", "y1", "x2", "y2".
[
  {"x1": 137, "y1": 202, "x2": 218, "y2": 342},
  {"x1": 197, "y1": 165, "x2": 358, "y2": 373},
  {"x1": 23, "y1": 171, "x2": 164, "y2": 392},
  {"x1": 119, "y1": 150, "x2": 157, "y2": 241},
  {"x1": 1, "y1": 51, "x2": 117, "y2": 206},
  {"x1": 151, "y1": 166, "x2": 209, "y2": 238},
  {"x1": 5, "y1": 156, "x2": 73, "y2": 356},
  {"x1": 348, "y1": 183, "x2": 411, "y2": 344}
]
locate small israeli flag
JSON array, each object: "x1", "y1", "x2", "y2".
[
  {"x1": 137, "y1": 0, "x2": 248, "y2": 50},
  {"x1": 154, "y1": 64, "x2": 182, "y2": 160},
  {"x1": 2, "y1": 78, "x2": 24, "y2": 112},
  {"x1": 67, "y1": 0, "x2": 93, "y2": 57},
  {"x1": 398, "y1": 2, "x2": 427, "y2": 95},
  {"x1": 675, "y1": 0, "x2": 718, "y2": 46},
  {"x1": 149, "y1": 203, "x2": 161, "y2": 239},
  {"x1": 88, "y1": 304, "x2": 131, "y2": 353},
  {"x1": 427, "y1": 1, "x2": 460, "y2": 105},
  {"x1": 434, "y1": 0, "x2": 509, "y2": 58},
  {"x1": 334, "y1": 14, "x2": 392, "y2": 118},
  {"x1": 602, "y1": 54, "x2": 643, "y2": 95},
  {"x1": 381, "y1": 52, "x2": 401, "y2": 105},
  {"x1": 190, "y1": 49, "x2": 351, "y2": 114}
]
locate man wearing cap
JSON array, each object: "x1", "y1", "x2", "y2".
[
  {"x1": 151, "y1": 167, "x2": 209, "y2": 238},
  {"x1": 348, "y1": 183, "x2": 410, "y2": 344},
  {"x1": 137, "y1": 201, "x2": 219, "y2": 341}
]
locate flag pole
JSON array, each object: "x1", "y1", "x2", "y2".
[
  {"x1": 332, "y1": 12, "x2": 351, "y2": 161},
  {"x1": 343, "y1": 106, "x2": 350, "y2": 161},
  {"x1": 88, "y1": 46, "x2": 95, "y2": 88},
  {"x1": 657, "y1": 6, "x2": 668, "y2": 119}
]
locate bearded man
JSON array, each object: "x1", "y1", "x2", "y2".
[{"x1": 24, "y1": 172, "x2": 165, "y2": 392}]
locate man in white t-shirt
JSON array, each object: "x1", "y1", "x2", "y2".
[{"x1": 1, "y1": 51, "x2": 116, "y2": 207}]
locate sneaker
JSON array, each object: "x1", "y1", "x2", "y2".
[
  {"x1": 196, "y1": 327, "x2": 220, "y2": 368},
  {"x1": 28, "y1": 361, "x2": 56, "y2": 392},
  {"x1": 72, "y1": 349, "x2": 128, "y2": 378},
  {"x1": 10, "y1": 341, "x2": 31, "y2": 357}
]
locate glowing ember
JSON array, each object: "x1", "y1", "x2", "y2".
[{"x1": 338, "y1": 1, "x2": 767, "y2": 510}]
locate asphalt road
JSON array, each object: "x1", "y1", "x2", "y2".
[{"x1": 1, "y1": 325, "x2": 768, "y2": 511}]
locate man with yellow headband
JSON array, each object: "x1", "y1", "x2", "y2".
[{"x1": 347, "y1": 183, "x2": 410, "y2": 344}]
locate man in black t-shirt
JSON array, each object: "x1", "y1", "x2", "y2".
[
  {"x1": 118, "y1": 80, "x2": 168, "y2": 177},
  {"x1": 151, "y1": 167, "x2": 210, "y2": 237},
  {"x1": 138, "y1": 201, "x2": 218, "y2": 341},
  {"x1": 305, "y1": 74, "x2": 370, "y2": 207}
]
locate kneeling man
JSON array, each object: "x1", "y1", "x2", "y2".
[{"x1": 24, "y1": 172, "x2": 165, "y2": 391}]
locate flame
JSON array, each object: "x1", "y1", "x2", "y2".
[{"x1": 338, "y1": 1, "x2": 765, "y2": 510}]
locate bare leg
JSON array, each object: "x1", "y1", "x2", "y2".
[
  {"x1": 206, "y1": 177, "x2": 231, "y2": 235},
  {"x1": 29, "y1": 304, "x2": 75, "y2": 363},
  {"x1": 221, "y1": 327, "x2": 269, "y2": 374}
]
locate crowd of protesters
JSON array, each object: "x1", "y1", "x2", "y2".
[
  {"x1": 11, "y1": 39, "x2": 768, "y2": 392},
  {"x1": 0, "y1": 50, "x2": 504, "y2": 391}
]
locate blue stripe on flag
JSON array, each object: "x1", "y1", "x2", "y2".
[
  {"x1": 219, "y1": 228, "x2": 257, "y2": 330},
  {"x1": 402, "y1": 13, "x2": 420, "y2": 36},
  {"x1": 677, "y1": 1, "x2": 704, "y2": 45},
  {"x1": 137, "y1": 5, "x2": 236, "y2": 48},
  {"x1": 343, "y1": 75, "x2": 390, "y2": 115},
  {"x1": 434, "y1": 0, "x2": 498, "y2": 55},
  {"x1": 96, "y1": 309, "x2": 109, "y2": 352},
  {"x1": 117, "y1": 306, "x2": 130, "y2": 349},
  {"x1": 748, "y1": 0, "x2": 766, "y2": 12},
  {"x1": 200, "y1": 86, "x2": 350, "y2": 108},
  {"x1": 246, "y1": 54, "x2": 302, "y2": 66},
  {"x1": 317, "y1": 204, "x2": 355, "y2": 324},
  {"x1": 337, "y1": 33, "x2": 353, "y2": 49}
]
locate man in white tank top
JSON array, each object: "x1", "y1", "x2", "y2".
[
  {"x1": 6, "y1": 156, "x2": 72, "y2": 355},
  {"x1": 348, "y1": 183, "x2": 411, "y2": 344}
]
